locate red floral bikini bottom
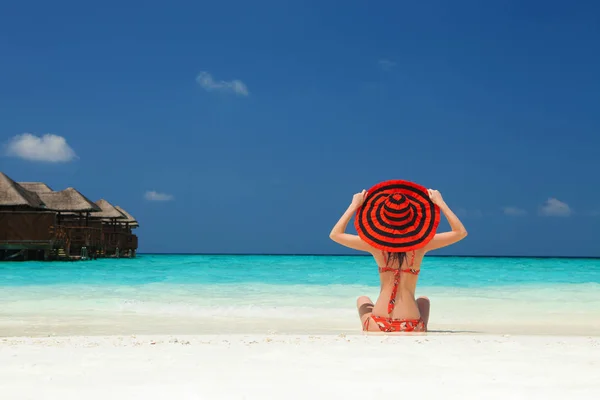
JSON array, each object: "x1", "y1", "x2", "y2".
[{"x1": 363, "y1": 316, "x2": 426, "y2": 333}]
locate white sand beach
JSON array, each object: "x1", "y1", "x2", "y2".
[{"x1": 1, "y1": 333, "x2": 599, "y2": 400}]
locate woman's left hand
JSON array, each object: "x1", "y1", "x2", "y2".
[{"x1": 351, "y1": 190, "x2": 368, "y2": 208}]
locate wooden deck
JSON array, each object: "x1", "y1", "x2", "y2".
[
  {"x1": 0, "y1": 240, "x2": 54, "y2": 250},
  {"x1": 1, "y1": 218, "x2": 138, "y2": 261}
]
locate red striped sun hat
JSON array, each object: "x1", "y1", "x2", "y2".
[{"x1": 354, "y1": 179, "x2": 440, "y2": 252}]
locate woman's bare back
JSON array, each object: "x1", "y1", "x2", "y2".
[{"x1": 371, "y1": 249, "x2": 425, "y2": 320}]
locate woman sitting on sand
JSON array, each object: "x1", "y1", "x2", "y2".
[{"x1": 329, "y1": 180, "x2": 467, "y2": 333}]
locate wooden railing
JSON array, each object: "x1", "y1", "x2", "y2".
[
  {"x1": 47, "y1": 224, "x2": 138, "y2": 255},
  {"x1": 49, "y1": 225, "x2": 69, "y2": 248},
  {"x1": 49, "y1": 225, "x2": 104, "y2": 255},
  {"x1": 63, "y1": 226, "x2": 102, "y2": 248}
]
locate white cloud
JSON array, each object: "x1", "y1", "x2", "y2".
[
  {"x1": 540, "y1": 198, "x2": 571, "y2": 217},
  {"x1": 144, "y1": 191, "x2": 174, "y2": 202},
  {"x1": 196, "y1": 71, "x2": 249, "y2": 96},
  {"x1": 5, "y1": 133, "x2": 77, "y2": 162},
  {"x1": 503, "y1": 207, "x2": 527, "y2": 216},
  {"x1": 378, "y1": 59, "x2": 396, "y2": 71}
]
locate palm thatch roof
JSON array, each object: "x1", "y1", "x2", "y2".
[
  {"x1": 37, "y1": 188, "x2": 102, "y2": 213},
  {"x1": 0, "y1": 172, "x2": 46, "y2": 209},
  {"x1": 92, "y1": 199, "x2": 126, "y2": 219},
  {"x1": 115, "y1": 206, "x2": 139, "y2": 227},
  {"x1": 17, "y1": 182, "x2": 54, "y2": 194}
]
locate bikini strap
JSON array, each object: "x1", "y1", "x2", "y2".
[
  {"x1": 385, "y1": 250, "x2": 417, "y2": 314},
  {"x1": 398, "y1": 250, "x2": 418, "y2": 274}
]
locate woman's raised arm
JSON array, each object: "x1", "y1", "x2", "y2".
[
  {"x1": 422, "y1": 189, "x2": 468, "y2": 252},
  {"x1": 329, "y1": 190, "x2": 375, "y2": 253}
]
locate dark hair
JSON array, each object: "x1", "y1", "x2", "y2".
[{"x1": 385, "y1": 251, "x2": 407, "y2": 268}]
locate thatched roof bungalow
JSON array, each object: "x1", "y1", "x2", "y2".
[
  {"x1": 93, "y1": 199, "x2": 127, "y2": 220},
  {"x1": 34, "y1": 187, "x2": 103, "y2": 252},
  {"x1": 115, "y1": 206, "x2": 139, "y2": 228},
  {"x1": 29, "y1": 188, "x2": 105, "y2": 254},
  {"x1": 92, "y1": 199, "x2": 138, "y2": 255},
  {"x1": 1, "y1": 171, "x2": 139, "y2": 260},
  {"x1": 17, "y1": 182, "x2": 54, "y2": 194},
  {"x1": 37, "y1": 188, "x2": 101, "y2": 213},
  {"x1": 0, "y1": 172, "x2": 46, "y2": 210},
  {"x1": 17, "y1": 182, "x2": 99, "y2": 216},
  {"x1": 0, "y1": 173, "x2": 56, "y2": 255}
]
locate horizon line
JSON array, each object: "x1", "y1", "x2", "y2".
[{"x1": 137, "y1": 252, "x2": 600, "y2": 260}]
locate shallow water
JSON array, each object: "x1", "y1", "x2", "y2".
[{"x1": 1, "y1": 255, "x2": 599, "y2": 336}]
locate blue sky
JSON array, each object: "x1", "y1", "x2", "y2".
[{"x1": 1, "y1": 0, "x2": 599, "y2": 256}]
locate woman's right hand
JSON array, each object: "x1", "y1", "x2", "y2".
[{"x1": 428, "y1": 189, "x2": 445, "y2": 206}]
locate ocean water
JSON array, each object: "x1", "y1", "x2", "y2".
[{"x1": 1, "y1": 255, "x2": 599, "y2": 336}]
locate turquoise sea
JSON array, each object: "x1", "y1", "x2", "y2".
[{"x1": 1, "y1": 255, "x2": 599, "y2": 336}]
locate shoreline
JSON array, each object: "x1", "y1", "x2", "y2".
[
  {"x1": 2, "y1": 315, "x2": 599, "y2": 338},
  {"x1": 2, "y1": 330, "x2": 600, "y2": 339},
  {"x1": 2, "y1": 332, "x2": 600, "y2": 343}
]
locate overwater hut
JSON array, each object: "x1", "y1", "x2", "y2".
[
  {"x1": 35, "y1": 188, "x2": 103, "y2": 258},
  {"x1": 92, "y1": 199, "x2": 137, "y2": 257},
  {"x1": 0, "y1": 173, "x2": 46, "y2": 211},
  {"x1": 18, "y1": 182, "x2": 54, "y2": 194},
  {"x1": 0, "y1": 173, "x2": 55, "y2": 261},
  {"x1": 17, "y1": 183, "x2": 104, "y2": 259},
  {"x1": 114, "y1": 206, "x2": 139, "y2": 256},
  {"x1": 1, "y1": 171, "x2": 141, "y2": 261},
  {"x1": 115, "y1": 206, "x2": 139, "y2": 229}
]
